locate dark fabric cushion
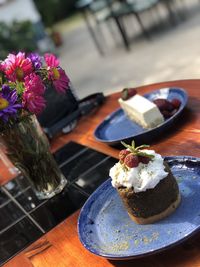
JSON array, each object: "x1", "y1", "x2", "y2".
[{"x1": 37, "y1": 86, "x2": 79, "y2": 128}]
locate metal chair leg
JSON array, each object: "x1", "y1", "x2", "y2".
[
  {"x1": 82, "y1": 9, "x2": 105, "y2": 56},
  {"x1": 134, "y1": 12, "x2": 151, "y2": 40},
  {"x1": 114, "y1": 16, "x2": 130, "y2": 51},
  {"x1": 162, "y1": 0, "x2": 178, "y2": 25}
]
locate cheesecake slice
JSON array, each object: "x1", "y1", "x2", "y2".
[{"x1": 119, "y1": 94, "x2": 164, "y2": 129}]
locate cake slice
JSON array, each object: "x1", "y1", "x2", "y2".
[
  {"x1": 119, "y1": 94, "x2": 164, "y2": 129},
  {"x1": 109, "y1": 141, "x2": 181, "y2": 224}
]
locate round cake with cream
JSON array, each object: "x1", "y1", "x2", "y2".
[{"x1": 109, "y1": 141, "x2": 181, "y2": 224}]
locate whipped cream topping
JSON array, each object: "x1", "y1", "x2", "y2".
[{"x1": 109, "y1": 150, "x2": 168, "y2": 192}]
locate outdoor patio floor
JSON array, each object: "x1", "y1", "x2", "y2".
[{"x1": 57, "y1": 0, "x2": 200, "y2": 99}]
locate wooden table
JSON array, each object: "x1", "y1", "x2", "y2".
[{"x1": 4, "y1": 79, "x2": 200, "y2": 267}]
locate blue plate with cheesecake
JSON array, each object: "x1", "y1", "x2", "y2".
[{"x1": 94, "y1": 87, "x2": 188, "y2": 145}]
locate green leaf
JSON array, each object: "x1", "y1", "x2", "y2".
[
  {"x1": 16, "y1": 82, "x2": 25, "y2": 95},
  {"x1": 121, "y1": 141, "x2": 135, "y2": 153},
  {"x1": 131, "y1": 140, "x2": 135, "y2": 149},
  {"x1": 137, "y1": 151, "x2": 154, "y2": 158},
  {"x1": 121, "y1": 141, "x2": 129, "y2": 149}
]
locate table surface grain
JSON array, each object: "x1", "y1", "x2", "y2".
[{"x1": 3, "y1": 79, "x2": 200, "y2": 267}]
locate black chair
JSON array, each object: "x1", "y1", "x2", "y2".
[
  {"x1": 76, "y1": 0, "x2": 163, "y2": 54},
  {"x1": 160, "y1": 0, "x2": 188, "y2": 24}
]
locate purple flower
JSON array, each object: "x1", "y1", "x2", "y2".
[
  {"x1": 0, "y1": 85, "x2": 22, "y2": 122},
  {"x1": 28, "y1": 53, "x2": 42, "y2": 69}
]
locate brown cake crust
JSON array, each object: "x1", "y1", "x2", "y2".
[
  {"x1": 117, "y1": 162, "x2": 180, "y2": 224},
  {"x1": 128, "y1": 193, "x2": 181, "y2": 224}
]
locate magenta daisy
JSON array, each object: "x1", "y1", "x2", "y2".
[
  {"x1": 23, "y1": 73, "x2": 46, "y2": 115},
  {"x1": 2, "y1": 52, "x2": 33, "y2": 82},
  {"x1": 44, "y1": 53, "x2": 59, "y2": 68},
  {"x1": 24, "y1": 73, "x2": 45, "y2": 95},
  {"x1": 22, "y1": 91, "x2": 46, "y2": 115},
  {"x1": 50, "y1": 67, "x2": 70, "y2": 93},
  {"x1": 0, "y1": 85, "x2": 22, "y2": 122},
  {"x1": 44, "y1": 53, "x2": 69, "y2": 93}
]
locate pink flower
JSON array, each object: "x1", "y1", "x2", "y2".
[
  {"x1": 24, "y1": 73, "x2": 45, "y2": 95},
  {"x1": 50, "y1": 68, "x2": 70, "y2": 93},
  {"x1": 23, "y1": 73, "x2": 46, "y2": 115},
  {"x1": 44, "y1": 54, "x2": 69, "y2": 93},
  {"x1": 2, "y1": 52, "x2": 33, "y2": 82},
  {"x1": 44, "y1": 53, "x2": 59, "y2": 68},
  {"x1": 22, "y1": 91, "x2": 46, "y2": 115}
]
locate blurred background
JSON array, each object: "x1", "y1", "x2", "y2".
[{"x1": 0, "y1": 0, "x2": 200, "y2": 99}]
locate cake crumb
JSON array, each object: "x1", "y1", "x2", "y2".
[
  {"x1": 134, "y1": 239, "x2": 139, "y2": 246},
  {"x1": 152, "y1": 232, "x2": 159, "y2": 240},
  {"x1": 142, "y1": 236, "x2": 149, "y2": 244}
]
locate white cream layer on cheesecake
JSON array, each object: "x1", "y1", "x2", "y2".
[
  {"x1": 109, "y1": 150, "x2": 168, "y2": 193},
  {"x1": 118, "y1": 94, "x2": 164, "y2": 129}
]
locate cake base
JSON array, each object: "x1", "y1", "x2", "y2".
[
  {"x1": 128, "y1": 192, "x2": 181, "y2": 224},
  {"x1": 117, "y1": 162, "x2": 181, "y2": 224}
]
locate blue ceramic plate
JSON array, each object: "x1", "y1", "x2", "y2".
[
  {"x1": 94, "y1": 88, "x2": 188, "y2": 145},
  {"x1": 78, "y1": 156, "x2": 200, "y2": 260}
]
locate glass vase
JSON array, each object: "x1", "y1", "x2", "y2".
[{"x1": 0, "y1": 115, "x2": 67, "y2": 199}]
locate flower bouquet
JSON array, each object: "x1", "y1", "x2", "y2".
[{"x1": 0, "y1": 52, "x2": 70, "y2": 199}]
